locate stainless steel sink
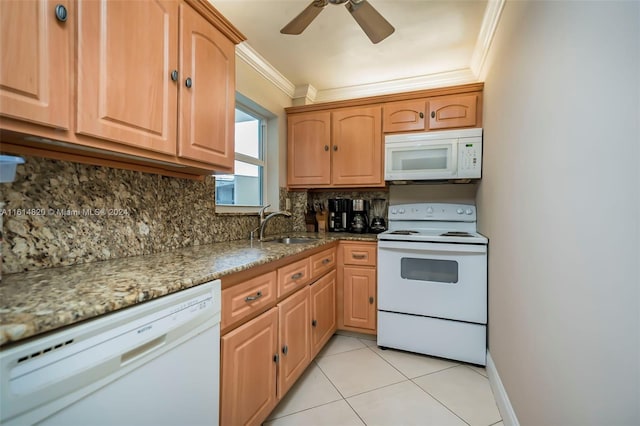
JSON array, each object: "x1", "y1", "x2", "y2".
[{"x1": 272, "y1": 237, "x2": 318, "y2": 244}]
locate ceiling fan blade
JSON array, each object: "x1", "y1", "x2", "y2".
[
  {"x1": 280, "y1": 0, "x2": 328, "y2": 35},
  {"x1": 346, "y1": 0, "x2": 395, "y2": 44}
]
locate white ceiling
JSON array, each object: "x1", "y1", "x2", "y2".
[{"x1": 211, "y1": 0, "x2": 503, "y2": 102}]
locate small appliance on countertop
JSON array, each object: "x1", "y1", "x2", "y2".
[
  {"x1": 350, "y1": 199, "x2": 369, "y2": 233},
  {"x1": 369, "y1": 198, "x2": 387, "y2": 233},
  {"x1": 328, "y1": 198, "x2": 351, "y2": 232}
]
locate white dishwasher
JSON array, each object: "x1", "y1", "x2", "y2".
[{"x1": 0, "y1": 280, "x2": 221, "y2": 426}]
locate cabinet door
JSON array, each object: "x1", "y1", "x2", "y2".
[
  {"x1": 287, "y1": 111, "x2": 331, "y2": 186},
  {"x1": 331, "y1": 106, "x2": 383, "y2": 186},
  {"x1": 76, "y1": 0, "x2": 178, "y2": 155},
  {"x1": 310, "y1": 270, "x2": 337, "y2": 357},
  {"x1": 383, "y1": 100, "x2": 426, "y2": 133},
  {"x1": 427, "y1": 94, "x2": 478, "y2": 130},
  {"x1": 178, "y1": 3, "x2": 235, "y2": 170},
  {"x1": 343, "y1": 266, "x2": 377, "y2": 331},
  {"x1": 278, "y1": 286, "x2": 311, "y2": 398},
  {"x1": 221, "y1": 308, "x2": 278, "y2": 426},
  {"x1": 0, "y1": 0, "x2": 70, "y2": 129}
]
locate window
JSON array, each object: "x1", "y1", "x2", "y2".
[{"x1": 215, "y1": 106, "x2": 265, "y2": 207}]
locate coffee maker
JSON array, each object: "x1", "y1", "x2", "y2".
[
  {"x1": 350, "y1": 199, "x2": 369, "y2": 233},
  {"x1": 328, "y1": 198, "x2": 351, "y2": 232}
]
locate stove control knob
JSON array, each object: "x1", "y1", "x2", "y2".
[
  {"x1": 465, "y1": 208, "x2": 473, "y2": 215},
  {"x1": 456, "y1": 208, "x2": 464, "y2": 214},
  {"x1": 398, "y1": 209, "x2": 405, "y2": 214},
  {"x1": 426, "y1": 207, "x2": 433, "y2": 214},
  {"x1": 391, "y1": 208, "x2": 397, "y2": 214}
]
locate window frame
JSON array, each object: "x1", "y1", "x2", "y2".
[{"x1": 215, "y1": 94, "x2": 276, "y2": 214}]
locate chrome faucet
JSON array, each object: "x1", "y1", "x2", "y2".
[{"x1": 251, "y1": 204, "x2": 292, "y2": 242}]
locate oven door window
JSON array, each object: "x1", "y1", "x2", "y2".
[{"x1": 400, "y1": 257, "x2": 459, "y2": 283}]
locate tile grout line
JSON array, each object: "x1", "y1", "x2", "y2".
[
  {"x1": 265, "y1": 397, "x2": 350, "y2": 423},
  {"x1": 314, "y1": 355, "x2": 368, "y2": 425},
  {"x1": 463, "y1": 364, "x2": 490, "y2": 378},
  {"x1": 316, "y1": 344, "x2": 371, "y2": 360},
  {"x1": 411, "y1": 370, "x2": 473, "y2": 426},
  {"x1": 363, "y1": 341, "x2": 462, "y2": 380}
]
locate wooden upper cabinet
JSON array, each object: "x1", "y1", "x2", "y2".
[
  {"x1": 287, "y1": 111, "x2": 331, "y2": 186},
  {"x1": 383, "y1": 100, "x2": 426, "y2": 133},
  {"x1": 178, "y1": 2, "x2": 235, "y2": 170},
  {"x1": 76, "y1": 0, "x2": 178, "y2": 155},
  {"x1": 427, "y1": 93, "x2": 478, "y2": 130},
  {"x1": 0, "y1": 0, "x2": 70, "y2": 129},
  {"x1": 331, "y1": 106, "x2": 383, "y2": 187}
]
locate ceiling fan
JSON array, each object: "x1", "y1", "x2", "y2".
[{"x1": 280, "y1": 0, "x2": 395, "y2": 44}]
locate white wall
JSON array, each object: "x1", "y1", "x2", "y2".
[{"x1": 477, "y1": 1, "x2": 639, "y2": 425}]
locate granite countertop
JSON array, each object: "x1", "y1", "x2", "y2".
[{"x1": 0, "y1": 232, "x2": 377, "y2": 347}]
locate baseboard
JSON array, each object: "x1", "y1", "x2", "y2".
[{"x1": 486, "y1": 350, "x2": 520, "y2": 426}]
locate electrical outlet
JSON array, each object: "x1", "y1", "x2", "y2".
[{"x1": 285, "y1": 198, "x2": 291, "y2": 211}]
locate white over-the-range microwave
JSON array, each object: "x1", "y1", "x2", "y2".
[{"x1": 384, "y1": 128, "x2": 482, "y2": 181}]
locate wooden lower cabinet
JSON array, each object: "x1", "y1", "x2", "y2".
[
  {"x1": 338, "y1": 241, "x2": 378, "y2": 334},
  {"x1": 310, "y1": 270, "x2": 337, "y2": 358},
  {"x1": 221, "y1": 308, "x2": 278, "y2": 426},
  {"x1": 343, "y1": 266, "x2": 376, "y2": 331},
  {"x1": 277, "y1": 286, "x2": 311, "y2": 397}
]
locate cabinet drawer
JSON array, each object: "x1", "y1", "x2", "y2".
[
  {"x1": 343, "y1": 243, "x2": 377, "y2": 266},
  {"x1": 277, "y1": 257, "x2": 311, "y2": 298},
  {"x1": 310, "y1": 248, "x2": 336, "y2": 280},
  {"x1": 222, "y1": 271, "x2": 276, "y2": 330}
]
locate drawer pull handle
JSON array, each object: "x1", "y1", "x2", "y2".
[
  {"x1": 245, "y1": 291, "x2": 263, "y2": 302},
  {"x1": 291, "y1": 272, "x2": 304, "y2": 280},
  {"x1": 352, "y1": 254, "x2": 367, "y2": 259},
  {"x1": 321, "y1": 258, "x2": 331, "y2": 265}
]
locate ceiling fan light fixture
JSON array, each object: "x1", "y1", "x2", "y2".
[
  {"x1": 281, "y1": 0, "x2": 394, "y2": 44},
  {"x1": 346, "y1": 0, "x2": 395, "y2": 44},
  {"x1": 280, "y1": 0, "x2": 328, "y2": 35}
]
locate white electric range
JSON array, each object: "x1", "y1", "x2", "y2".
[{"x1": 377, "y1": 203, "x2": 488, "y2": 365}]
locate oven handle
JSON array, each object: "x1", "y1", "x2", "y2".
[{"x1": 378, "y1": 240, "x2": 487, "y2": 254}]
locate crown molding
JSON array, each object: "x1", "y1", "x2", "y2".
[
  {"x1": 235, "y1": 0, "x2": 504, "y2": 103},
  {"x1": 235, "y1": 43, "x2": 296, "y2": 98},
  {"x1": 470, "y1": 0, "x2": 506, "y2": 78},
  {"x1": 313, "y1": 68, "x2": 477, "y2": 103}
]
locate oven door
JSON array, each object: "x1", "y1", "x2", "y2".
[{"x1": 378, "y1": 240, "x2": 487, "y2": 324}]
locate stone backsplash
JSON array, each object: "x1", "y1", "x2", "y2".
[{"x1": 1, "y1": 156, "x2": 301, "y2": 274}]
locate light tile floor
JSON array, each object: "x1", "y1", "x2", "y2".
[{"x1": 264, "y1": 333, "x2": 502, "y2": 426}]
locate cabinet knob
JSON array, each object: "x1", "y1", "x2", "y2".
[
  {"x1": 55, "y1": 4, "x2": 68, "y2": 22},
  {"x1": 185, "y1": 77, "x2": 193, "y2": 88},
  {"x1": 419, "y1": 112, "x2": 424, "y2": 119},
  {"x1": 431, "y1": 111, "x2": 435, "y2": 119},
  {"x1": 324, "y1": 145, "x2": 329, "y2": 151},
  {"x1": 369, "y1": 296, "x2": 374, "y2": 304},
  {"x1": 171, "y1": 70, "x2": 178, "y2": 81},
  {"x1": 333, "y1": 145, "x2": 338, "y2": 152},
  {"x1": 282, "y1": 345, "x2": 288, "y2": 355},
  {"x1": 273, "y1": 354, "x2": 279, "y2": 363},
  {"x1": 312, "y1": 319, "x2": 317, "y2": 327}
]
